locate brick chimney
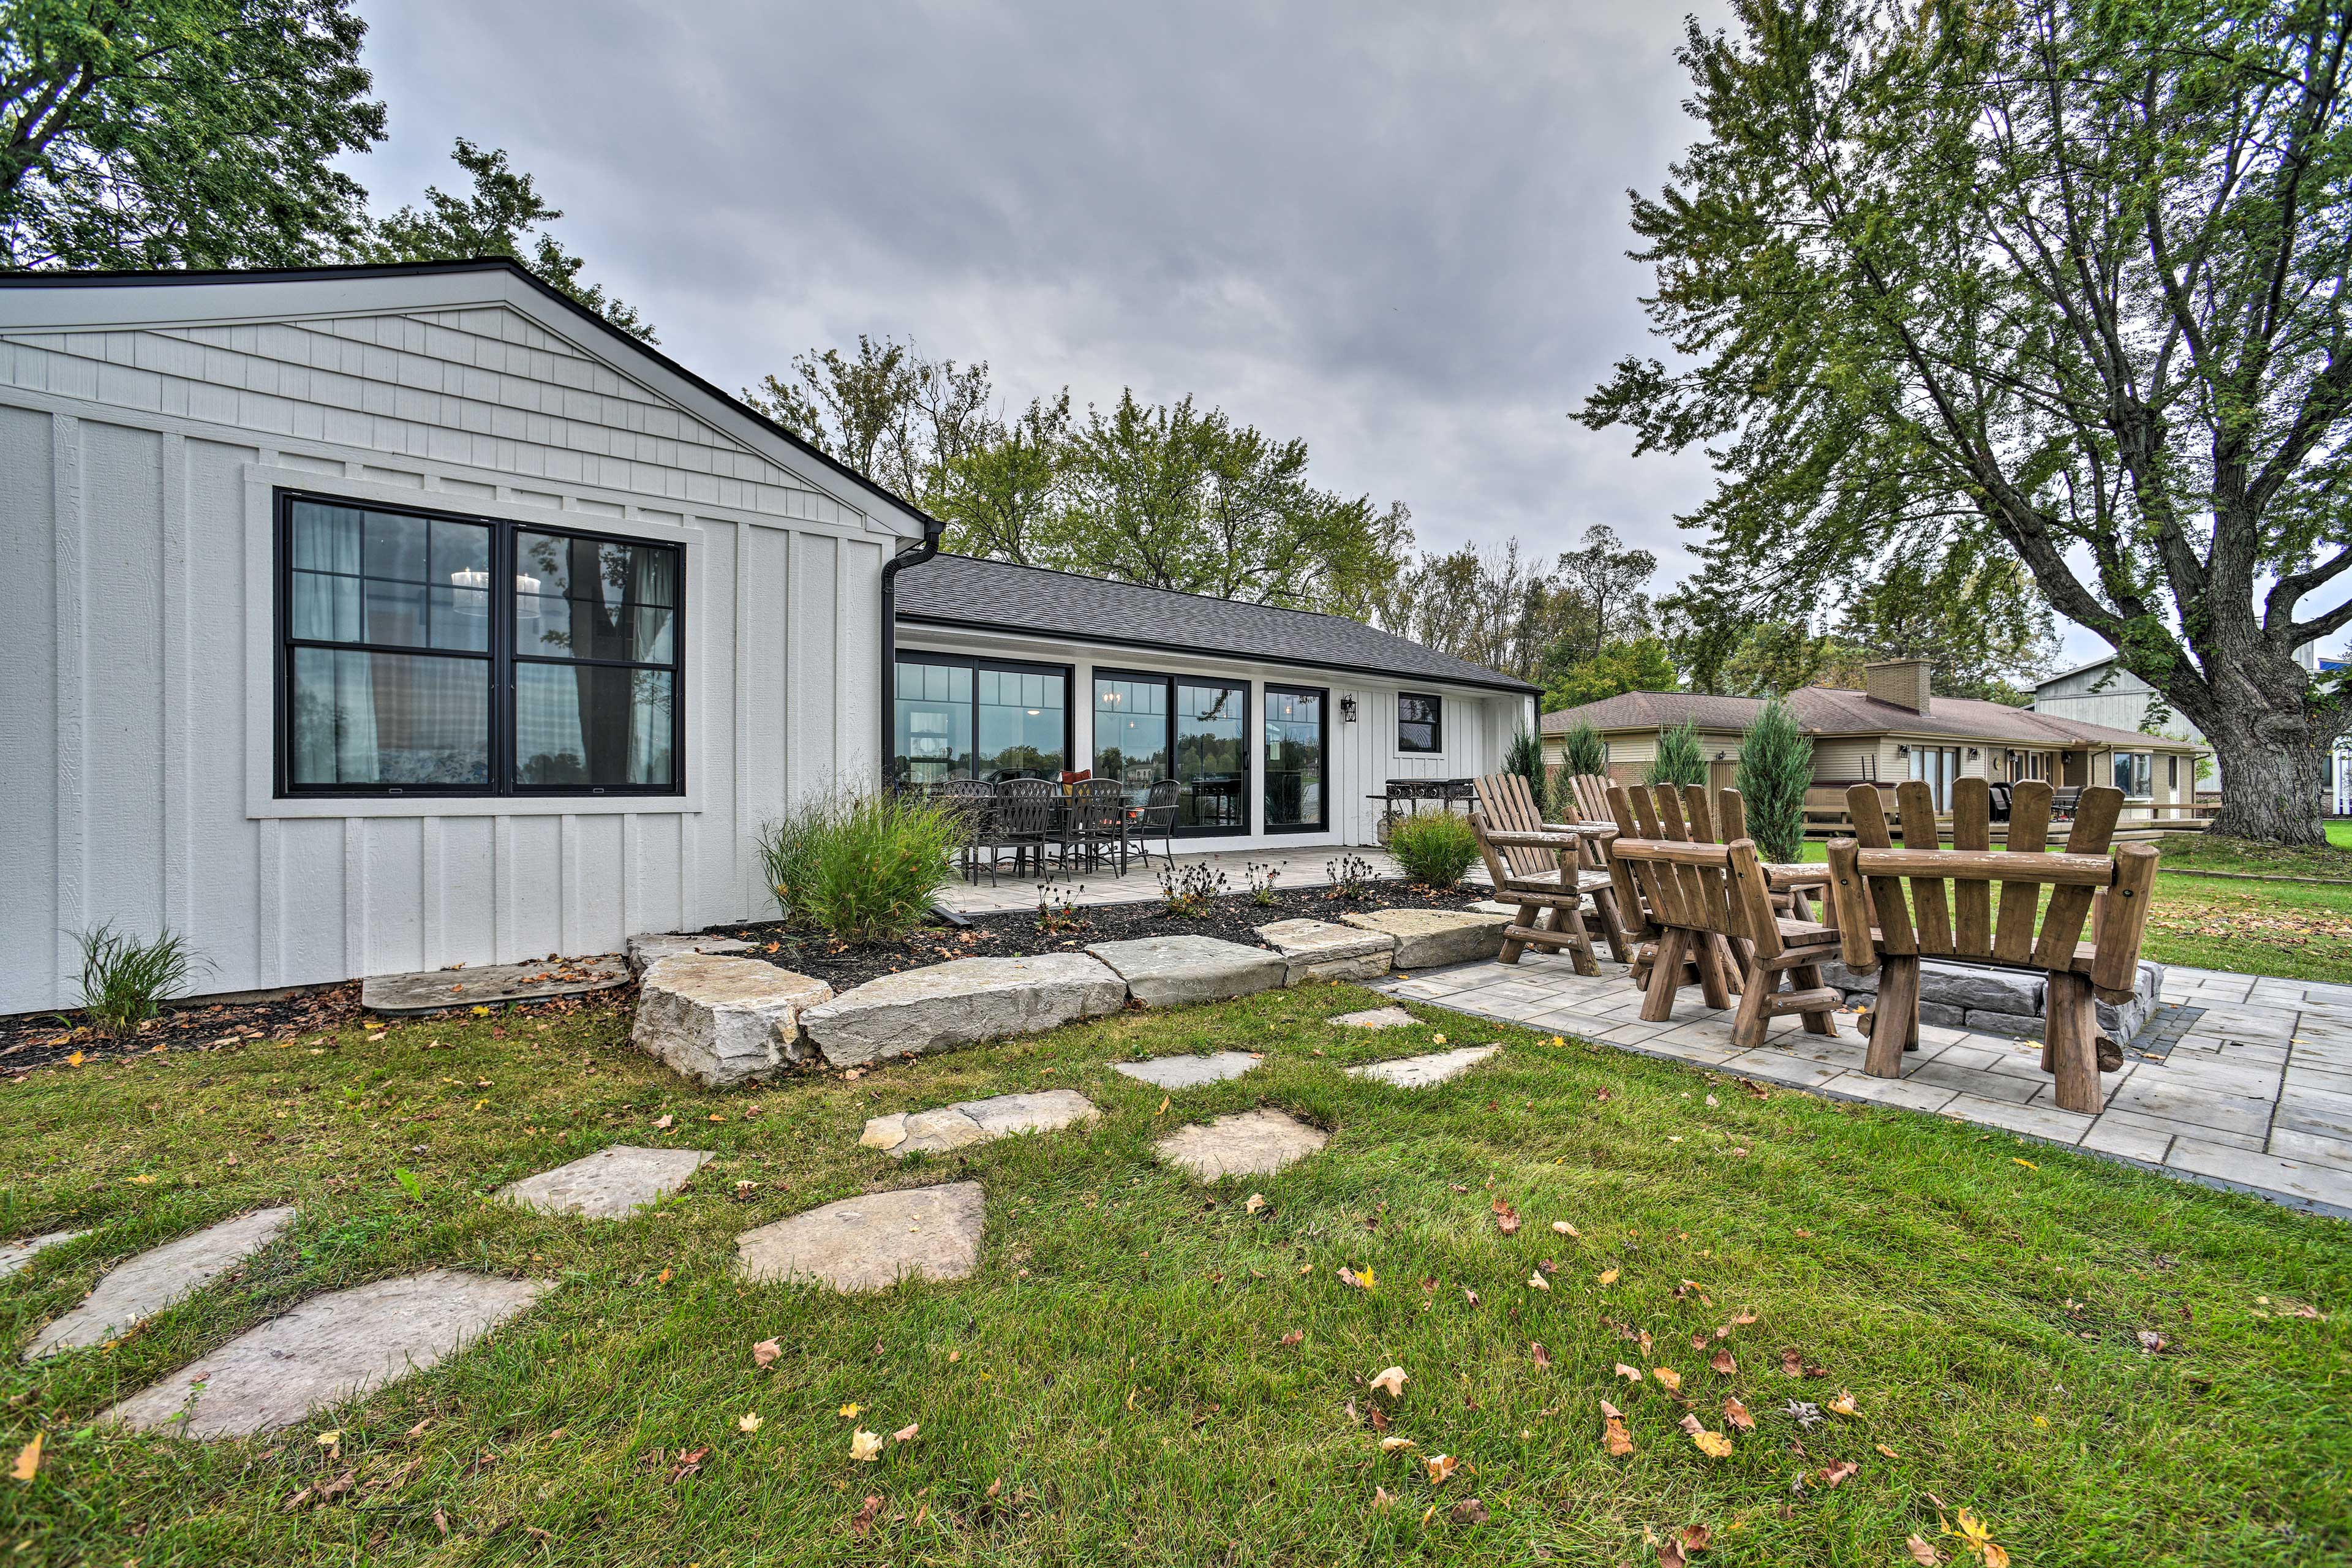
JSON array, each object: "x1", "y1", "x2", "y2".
[{"x1": 1864, "y1": 659, "x2": 1932, "y2": 714}]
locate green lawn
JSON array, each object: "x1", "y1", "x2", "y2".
[{"x1": 1, "y1": 989, "x2": 2345, "y2": 1564}]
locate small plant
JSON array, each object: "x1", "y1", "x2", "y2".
[
  {"x1": 1735, "y1": 695, "x2": 1814, "y2": 863},
  {"x1": 1158, "y1": 861, "x2": 1228, "y2": 917},
  {"x1": 392, "y1": 1167, "x2": 426, "y2": 1203},
  {"x1": 1243, "y1": 861, "x2": 1281, "y2": 906},
  {"x1": 756, "y1": 789, "x2": 961, "y2": 944},
  {"x1": 1644, "y1": 719, "x2": 1709, "y2": 788},
  {"x1": 1557, "y1": 719, "x2": 1608, "y2": 780},
  {"x1": 71, "y1": 921, "x2": 206, "y2": 1040},
  {"x1": 1036, "y1": 876, "x2": 1088, "y2": 934},
  {"x1": 1387, "y1": 811, "x2": 1481, "y2": 889},
  {"x1": 1325, "y1": 853, "x2": 1376, "y2": 900}
]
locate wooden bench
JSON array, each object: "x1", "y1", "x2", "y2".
[
  {"x1": 1602, "y1": 783, "x2": 1844, "y2": 1047},
  {"x1": 1469, "y1": 772, "x2": 1631, "y2": 972},
  {"x1": 1824, "y1": 778, "x2": 2158, "y2": 1114}
]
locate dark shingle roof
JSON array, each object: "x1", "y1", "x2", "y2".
[
  {"x1": 895, "y1": 554, "x2": 1538, "y2": 695},
  {"x1": 1540, "y1": 685, "x2": 2198, "y2": 750}
]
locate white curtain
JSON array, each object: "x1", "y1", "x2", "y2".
[{"x1": 627, "y1": 548, "x2": 677, "y2": 783}]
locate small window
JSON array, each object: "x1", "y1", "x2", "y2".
[
  {"x1": 1398, "y1": 692, "x2": 1442, "y2": 753},
  {"x1": 279, "y1": 492, "x2": 684, "y2": 796},
  {"x1": 2167, "y1": 755, "x2": 2179, "y2": 790}
]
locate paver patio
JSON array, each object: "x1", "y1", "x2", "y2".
[
  {"x1": 1374, "y1": 950, "x2": 2352, "y2": 1215},
  {"x1": 933, "y1": 846, "x2": 1473, "y2": 916}
]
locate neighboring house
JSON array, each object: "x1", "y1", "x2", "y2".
[
  {"x1": 0, "y1": 260, "x2": 1533, "y2": 1015},
  {"x1": 1541, "y1": 659, "x2": 2205, "y2": 818}
]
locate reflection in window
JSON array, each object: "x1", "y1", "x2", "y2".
[
  {"x1": 289, "y1": 647, "x2": 488, "y2": 786},
  {"x1": 978, "y1": 666, "x2": 1066, "y2": 778},
  {"x1": 1177, "y1": 680, "x2": 1247, "y2": 832},
  {"x1": 2113, "y1": 752, "x2": 2152, "y2": 797},
  {"x1": 1264, "y1": 686, "x2": 1325, "y2": 831},
  {"x1": 892, "y1": 657, "x2": 1066, "y2": 784},
  {"x1": 895, "y1": 660, "x2": 973, "y2": 787},
  {"x1": 515, "y1": 665, "x2": 675, "y2": 787},
  {"x1": 1093, "y1": 676, "x2": 1169, "y2": 794},
  {"x1": 1398, "y1": 692, "x2": 1442, "y2": 753}
]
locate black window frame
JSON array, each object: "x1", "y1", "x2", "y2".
[
  {"x1": 1397, "y1": 691, "x2": 1443, "y2": 754},
  {"x1": 1092, "y1": 667, "x2": 1253, "y2": 838},
  {"x1": 892, "y1": 649, "x2": 1075, "y2": 785},
  {"x1": 273, "y1": 488, "x2": 687, "y2": 799},
  {"x1": 1262, "y1": 682, "x2": 1329, "y2": 834}
]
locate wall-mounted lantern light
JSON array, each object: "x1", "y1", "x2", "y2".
[
  {"x1": 1894, "y1": 744, "x2": 1910, "y2": 756},
  {"x1": 1339, "y1": 695, "x2": 1359, "y2": 723},
  {"x1": 1967, "y1": 747, "x2": 1980, "y2": 760}
]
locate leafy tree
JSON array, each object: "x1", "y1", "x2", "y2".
[
  {"x1": 1379, "y1": 540, "x2": 1581, "y2": 681},
  {"x1": 933, "y1": 390, "x2": 1071, "y2": 565},
  {"x1": 363, "y1": 138, "x2": 654, "y2": 340},
  {"x1": 1833, "y1": 554, "x2": 2059, "y2": 705},
  {"x1": 1, "y1": 0, "x2": 385, "y2": 269},
  {"x1": 1580, "y1": 0, "x2": 2352, "y2": 845},
  {"x1": 1553, "y1": 524, "x2": 1659, "y2": 665},
  {"x1": 1734, "y1": 695, "x2": 1812, "y2": 863},
  {"x1": 1556, "y1": 719, "x2": 1608, "y2": 778},
  {"x1": 1644, "y1": 719, "x2": 1708, "y2": 789},
  {"x1": 1541, "y1": 636, "x2": 1676, "y2": 714}
]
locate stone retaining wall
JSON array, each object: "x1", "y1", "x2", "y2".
[{"x1": 1814, "y1": 957, "x2": 2165, "y2": 1042}]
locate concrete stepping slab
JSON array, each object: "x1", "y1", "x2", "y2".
[
  {"x1": 626, "y1": 932, "x2": 753, "y2": 973},
  {"x1": 0, "y1": 1231, "x2": 84, "y2": 1279},
  {"x1": 1253, "y1": 919, "x2": 1395, "y2": 985},
  {"x1": 634, "y1": 954, "x2": 831, "y2": 1087},
  {"x1": 1338, "y1": 908, "x2": 1512, "y2": 969},
  {"x1": 1085, "y1": 935, "x2": 1287, "y2": 1006},
  {"x1": 1348, "y1": 1044, "x2": 1502, "y2": 1088},
  {"x1": 1155, "y1": 1109, "x2": 1329, "y2": 1180},
  {"x1": 736, "y1": 1182, "x2": 986, "y2": 1292},
  {"x1": 1113, "y1": 1052, "x2": 1262, "y2": 1088},
  {"x1": 1328, "y1": 1006, "x2": 1420, "y2": 1030},
  {"x1": 497, "y1": 1145, "x2": 713, "y2": 1219},
  {"x1": 28, "y1": 1207, "x2": 296, "y2": 1360},
  {"x1": 361, "y1": 956, "x2": 630, "y2": 1014},
  {"x1": 99, "y1": 1270, "x2": 549, "y2": 1438},
  {"x1": 861, "y1": 1090, "x2": 1099, "y2": 1156},
  {"x1": 802, "y1": 953, "x2": 1125, "y2": 1069}
]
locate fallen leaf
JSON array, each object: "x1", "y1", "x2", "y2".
[
  {"x1": 1280, "y1": 1329, "x2": 1305, "y2": 1349},
  {"x1": 666, "y1": 1446, "x2": 710, "y2": 1483},
  {"x1": 1492, "y1": 1198, "x2": 1521, "y2": 1234},
  {"x1": 1552, "y1": 1220, "x2": 1580, "y2": 1237},
  {"x1": 753, "y1": 1338, "x2": 782, "y2": 1368},
  {"x1": 1723, "y1": 1395, "x2": 1754, "y2": 1430},
  {"x1": 10, "y1": 1434, "x2": 39, "y2": 1482},
  {"x1": 1785, "y1": 1399, "x2": 1822, "y2": 1427},
  {"x1": 1463, "y1": 1286, "x2": 1480, "y2": 1306},
  {"x1": 1780, "y1": 1348, "x2": 1804, "y2": 1377},
  {"x1": 1380, "y1": 1436, "x2": 1416, "y2": 1452},
  {"x1": 315, "y1": 1429, "x2": 342, "y2": 1448},
  {"x1": 1828, "y1": 1390, "x2": 1858, "y2": 1418},
  {"x1": 1339, "y1": 1265, "x2": 1378, "y2": 1291},
  {"x1": 1450, "y1": 1497, "x2": 1490, "y2": 1525},
  {"x1": 1876, "y1": 1442, "x2": 1899, "y2": 1459},
  {"x1": 1661, "y1": 1542, "x2": 1688, "y2": 1568},
  {"x1": 839, "y1": 1403, "x2": 862, "y2": 1419},
  {"x1": 1372, "y1": 1484, "x2": 1397, "y2": 1510},
  {"x1": 848, "y1": 1428, "x2": 884, "y2": 1463},
  {"x1": 1156, "y1": 1095, "x2": 1170, "y2": 1115},
  {"x1": 1615, "y1": 1363, "x2": 1644, "y2": 1384},
  {"x1": 656, "y1": 1267, "x2": 673, "y2": 1285},
  {"x1": 1531, "y1": 1341, "x2": 1552, "y2": 1370},
  {"x1": 1907, "y1": 1534, "x2": 1944, "y2": 1566},
  {"x1": 738, "y1": 1412, "x2": 762, "y2": 1433},
  {"x1": 1528, "y1": 1272, "x2": 1551, "y2": 1291},
  {"x1": 1681, "y1": 1523, "x2": 1712, "y2": 1553},
  {"x1": 1653, "y1": 1367, "x2": 1683, "y2": 1392},
  {"x1": 1598, "y1": 1268, "x2": 1620, "y2": 1286},
  {"x1": 654, "y1": 1114, "x2": 673, "y2": 1129},
  {"x1": 1600, "y1": 1400, "x2": 1634, "y2": 1455},
  {"x1": 1709, "y1": 1348, "x2": 1736, "y2": 1376},
  {"x1": 1245, "y1": 1193, "x2": 1267, "y2": 1214},
  {"x1": 1817, "y1": 1460, "x2": 1857, "y2": 1487},
  {"x1": 2011, "y1": 1157, "x2": 2037, "y2": 1169},
  {"x1": 894, "y1": 1422, "x2": 919, "y2": 1443},
  {"x1": 2135, "y1": 1330, "x2": 2169, "y2": 1354},
  {"x1": 1370, "y1": 1366, "x2": 1409, "y2": 1399},
  {"x1": 1676, "y1": 1413, "x2": 1733, "y2": 1458},
  {"x1": 851, "y1": 1494, "x2": 884, "y2": 1535},
  {"x1": 1425, "y1": 1453, "x2": 1458, "y2": 1485}
]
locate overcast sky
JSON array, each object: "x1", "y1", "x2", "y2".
[{"x1": 346, "y1": 0, "x2": 2118, "y2": 666}]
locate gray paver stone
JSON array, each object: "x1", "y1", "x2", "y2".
[
  {"x1": 1917, "y1": 1002, "x2": 1967, "y2": 1029},
  {"x1": 1113, "y1": 1052, "x2": 1261, "y2": 1088},
  {"x1": 633, "y1": 954, "x2": 831, "y2": 1087},
  {"x1": 626, "y1": 932, "x2": 753, "y2": 973},
  {"x1": 1348, "y1": 1045, "x2": 1501, "y2": 1088},
  {"x1": 1964, "y1": 1009, "x2": 2046, "y2": 1039},
  {"x1": 1155, "y1": 1109, "x2": 1329, "y2": 1180},
  {"x1": 1338, "y1": 909, "x2": 1512, "y2": 970},
  {"x1": 801, "y1": 953, "x2": 1125, "y2": 1068},
  {"x1": 497, "y1": 1145, "x2": 713, "y2": 1219},
  {"x1": 1328, "y1": 1006, "x2": 1420, "y2": 1030},
  {"x1": 859, "y1": 1090, "x2": 1099, "y2": 1156},
  {"x1": 736, "y1": 1182, "x2": 985, "y2": 1291},
  {"x1": 0, "y1": 1231, "x2": 83, "y2": 1278},
  {"x1": 1252, "y1": 919, "x2": 1396, "y2": 985},
  {"x1": 1085, "y1": 936, "x2": 1287, "y2": 1006},
  {"x1": 99, "y1": 1270, "x2": 548, "y2": 1438},
  {"x1": 29, "y1": 1207, "x2": 296, "y2": 1359},
  {"x1": 363, "y1": 956, "x2": 630, "y2": 1014}
]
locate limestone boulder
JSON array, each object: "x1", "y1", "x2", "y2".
[
  {"x1": 1252, "y1": 919, "x2": 1395, "y2": 986},
  {"x1": 1338, "y1": 908, "x2": 1512, "y2": 970},
  {"x1": 634, "y1": 954, "x2": 830, "y2": 1087},
  {"x1": 625, "y1": 932, "x2": 752, "y2": 974},
  {"x1": 860, "y1": 1090, "x2": 1099, "y2": 1156},
  {"x1": 1085, "y1": 936, "x2": 1287, "y2": 1006},
  {"x1": 800, "y1": 953, "x2": 1126, "y2": 1069}
]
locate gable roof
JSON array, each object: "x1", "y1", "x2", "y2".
[
  {"x1": 896, "y1": 553, "x2": 1540, "y2": 695},
  {"x1": 1540, "y1": 685, "x2": 2198, "y2": 750},
  {"x1": 0, "y1": 257, "x2": 938, "y2": 540}
]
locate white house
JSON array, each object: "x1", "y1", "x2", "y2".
[{"x1": 0, "y1": 260, "x2": 1534, "y2": 1015}]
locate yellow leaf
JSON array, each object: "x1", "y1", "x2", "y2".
[
  {"x1": 1433, "y1": 1034, "x2": 1447, "y2": 1045},
  {"x1": 1379, "y1": 1436, "x2": 1416, "y2": 1452},
  {"x1": 2011, "y1": 1158, "x2": 2037, "y2": 1170},
  {"x1": 1692, "y1": 1430, "x2": 1734, "y2": 1458},
  {"x1": 1828, "y1": 1389, "x2": 1858, "y2": 1417},
  {"x1": 1653, "y1": 1368, "x2": 1682, "y2": 1392},
  {"x1": 839, "y1": 1403, "x2": 861, "y2": 1419},
  {"x1": 1597, "y1": 1268, "x2": 1619, "y2": 1285},
  {"x1": 1527, "y1": 1272, "x2": 1550, "y2": 1291},
  {"x1": 1551, "y1": 1220, "x2": 1579, "y2": 1237},
  {"x1": 1156, "y1": 1095, "x2": 1169, "y2": 1115},
  {"x1": 1425, "y1": 1453, "x2": 1458, "y2": 1485},
  {"x1": 1370, "y1": 1366, "x2": 1409, "y2": 1398},
  {"x1": 314, "y1": 1430, "x2": 341, "y2": 1447},
  {"x1": 657, "y1": 1267, "x2": 673, "y2": 1285},
  {"x1": 848, "y1": 1428, "x2": 883, "y2": 1463},
  {"x1": 738, "y1": 1412, "x2": 762, "y2": 1433},
  {"x1": 470, "y1": 1006, "x2": 491, "y2": 1017},
  {"x1": 1876, "y1": 1442, "x2": 1899, "y2": 1458},
  {"x1": 66, "y1": 1052, "x2": 83, "y2": 1068},
  {"x1": 10, "y1": 1433, "x2": 40, "y2": 1482},
  {"x1": 1244, "y1": 1193, "x2": 1266, "y2": 1214}
]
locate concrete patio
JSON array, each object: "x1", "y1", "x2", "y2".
[
  {"x1": 934, "y1": 845, "x2": 1453, "y2": 916},
  {"x1": 1372, "y1": 951, "x2": 2352, "y2": 1218}
]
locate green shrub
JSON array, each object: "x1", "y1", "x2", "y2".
[
  {"x1": 1644, "y1": 720, "x2": 1708, "y2": 788},
  {"x1": 1735, "y1": 695, "x2": 1814, "y2": 862},
  {"x1": 1557, "y1": 720, "x2": 1607, "y2": 779},
  {"x1": 72, "y1": 921, "x2": 206, "y2": 1039},
  {"x1": 1387, "y1": 810, "x2": 1481, "y2": 889},
  {"x1": 757, "y1": 790, "x2": 960, "y2": 943},
  {"x1": 1504, "y1": 726, "x2": 1544, "y2": 794}
]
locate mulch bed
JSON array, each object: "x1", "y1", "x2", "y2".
[
  {"x1": 0, "y1": 983, "x2": 364, "y2": 1079},
  {"x1": 703, "y1": 880, "x2": 1495, "y2": 992}
]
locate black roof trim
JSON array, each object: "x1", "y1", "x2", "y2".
[{"x1": 0, "y1": 257, "x2": 938, "y2": 534}]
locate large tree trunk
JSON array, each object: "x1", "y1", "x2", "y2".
[{"x1": 2195, "y1": 636, "x2": 2329, "y2": 846}]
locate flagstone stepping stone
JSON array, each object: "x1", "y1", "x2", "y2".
[
  {"x1": 735, "y1": 1182, "x2": 986, "y2": 1292},
  {"x1": 626, "y1": 932, "x2": 753, "y2": 973},
  {"x1": 497, "y1": 1145, "x2": 714, "y2": 1219},
  {"x1": 27, "y1": 1207, "x2": 296, "y2": 1360},
  {"x1": 1253, "y1": 919, "x2": 1396, "y2": 986},
  {"x1": 1113, "y1": 1052, "x2": 1262, "y2": 1088},
  {"x1": 634, "y1": 954, "x2": 832, "y2": 1087},
  {"x1": 361, "y1": 955, "x2": 630, "y2": 1014},
  {"x1": 0, "y1": 1231, "x2": 84, "y2": 1279},
  {"x1": 1155, "y1": 1109, "x2": 1329, "y2": 1180},
  {"x1": 860, "y1": 1090, "x2": 1099, "y2": 1156},
  {"x1": 801, "y1": 953, "x2": 1126, "y2": 1069},
  {"x1": 1338, "y1": 908, "x2": 1513, "y2": 970},
  {"x1": 1085, "y1": 935, "x2": 1287, "y2": 1006},
  {"x1": 1348, "y1": 1045, "x2": 1501, "y2": 1089},
  {"x1": 99, "y1": 1270, "x2": 550, "y2": 1439},
  {"x1": 1328, "y1": 1005, "x2": 1420, "y2": 1030}
]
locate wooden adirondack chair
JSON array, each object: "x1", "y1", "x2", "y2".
[
  {"x1": 1602, "y1": 783, "x2": 1844, "y2": 1046},
  {"x1": 1469, "y1": 772, "x2": 1630, "y2": 972},
  {"x1": 1824, "y1": 778, "x2": 2158, "y2": 1114}
]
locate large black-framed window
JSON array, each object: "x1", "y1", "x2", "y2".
[
  {"x1": 1094, "y1": 669, "x2": 1250, "y2": 836},
  {"x1": 1264, "y1": 684, "x2": 1327, "y2": 832},
  {"x1": 276, "y1": 491, "x2": 684, "y2": 797},
  {"x1": 1398, "y1": 692, "x2": 1443, "y2": 753},
  {"x1": 894, "y1": 652, "x2": 1071, "y2": 785}
]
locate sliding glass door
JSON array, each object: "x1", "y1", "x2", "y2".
[
  {"x1": 1095, "y1": 670, "x2": 1250, "y2": 835},
  {"x1": 1093, "y1": 675, "x2": 1169, "y2": 793},
  {"x1": 894, "y1": 654, "x2": 1068, "y2": 785},
  {"x1": 1264, "y1": 684, "x2": 1326, "y2": 832}
]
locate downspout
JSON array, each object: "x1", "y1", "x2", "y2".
[{"x1": 878, "y1": 515, "x2": 946, "y2": 789}]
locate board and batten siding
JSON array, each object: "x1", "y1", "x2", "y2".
[{"x1": 0, "y1": 277, "x2": 903, "y2": 1015}]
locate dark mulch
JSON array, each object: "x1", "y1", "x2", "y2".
[
  {"x1": 0, "y1": 983, "x2": 363, "y2": 1079},
  {"x1": 702, "y1": 878, "x2": 1494, "y2": 992}
]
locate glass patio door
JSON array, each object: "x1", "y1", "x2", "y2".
[
  {"x1": 1264, "y1": 685, "x2": 1326, "y2": 831},
  {"x1": 1176, "y1": 680, "x2": 1248, "y2": 833}
]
